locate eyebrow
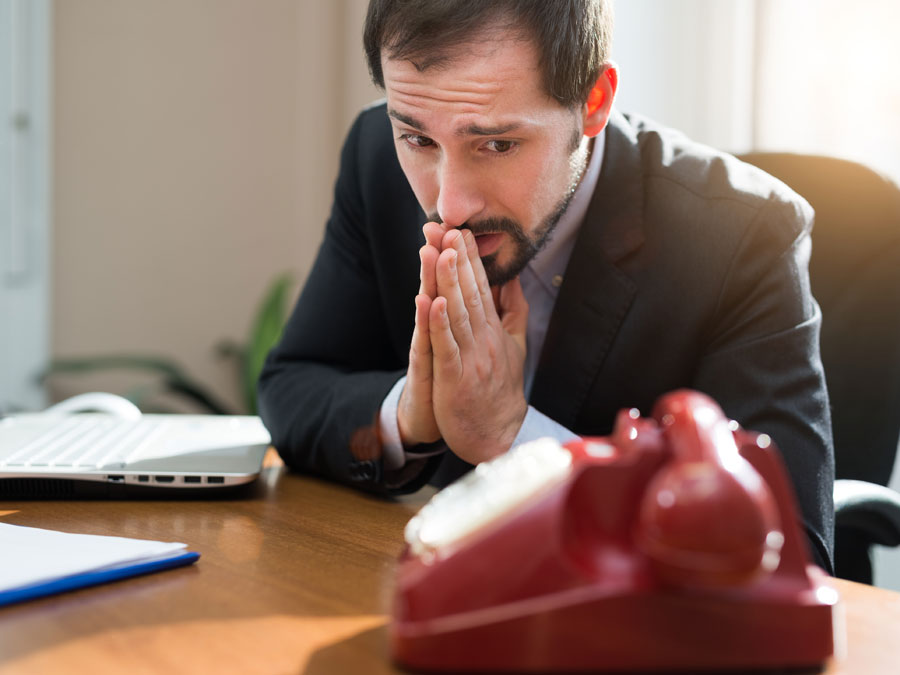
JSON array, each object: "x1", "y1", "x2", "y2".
[
  {"x1": 460, "y1": 122, "x2": 521, "y2": 137},
  {"x1": 387, "y1": 108, "x2": 522, "y2": 137},
  {"x1": 388, "y1": 109, "x2": 426, "y2": 131}
]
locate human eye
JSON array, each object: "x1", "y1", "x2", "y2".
[
  {"x1": 483, "y1": 139, "x2": 517, "y2": 154},
  {"x1": 398, "y1": 133, "x2": 435, "y2": 150}
]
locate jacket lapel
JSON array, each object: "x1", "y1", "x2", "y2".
[{"x1": 529, "y1": 111, "x2": 646, "y2": 428}]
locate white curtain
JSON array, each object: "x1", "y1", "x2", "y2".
[
  {"x1": 613, "y1": 0, "x2": 757, "y2": 152},
  {"x1": 754, "y1": 0, "x2": 900, "y2": 183}
]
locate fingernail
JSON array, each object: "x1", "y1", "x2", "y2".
[
  {"x1": 449, "y1": 250, "x2": 457, "y2": 270},
  {"x1": 455, "y1": 232, "x2": 466, "y2": 252},
  {"x1": 462, "y1": 229, "x2": 474, "y2": 250}
]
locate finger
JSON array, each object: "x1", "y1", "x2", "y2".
[
  {"x1": 419, "y1": 244, "x2": 440, "y2": 298},
  {"x1": 409, "y1": 294, "x2": 434, "y2": 379},
  {"x1": 436, "y1": 247, "x2": 476, "y2": 350},
  {"x1": 460, "y1": 229, "x2": 497, "y2": 318},
  {"x1": 441, "y1": 229, "x2": 488, "y2": 336},
  {"x1": 499, "y1": 277, "x2": 529, "y2": 353},
  {"x1": 491, "y1": 285, "x2": 502, "y2": 313},
  {"x1": 399, "y1": 294, "x2": 438, "y2": 446},
  {"x1": 429, "y1": 296, "x2": 462, "y2": 379},
  {"x1": 423, "y1": 221, "x2": 447, "y2": 249}
]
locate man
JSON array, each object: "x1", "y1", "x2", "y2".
[{"x1": 258, "y1": 0, "x2": 834, "y2": 571}]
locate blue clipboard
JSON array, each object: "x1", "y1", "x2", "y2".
[{"x1": 0, "y1": 551, "x2": 200, "y2": 608}]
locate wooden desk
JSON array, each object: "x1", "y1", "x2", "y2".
[{"x1": 1, "y1": 460, "x2": 898, "y2": 674}]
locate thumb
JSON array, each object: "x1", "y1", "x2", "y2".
[
  {"x1": 491, "y1": 285, "x2": 502, "y2": 313},
  {"x1": 499, "y1": 277, "x2": 528, "y2": 351}
]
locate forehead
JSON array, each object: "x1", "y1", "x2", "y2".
[{"x1": 382, "y1": 35, "x2": 560, "y2": 122}]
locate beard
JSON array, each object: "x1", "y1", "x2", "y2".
[{"x1": 427, "y1": 186, "x2": 577, "y2": 287}]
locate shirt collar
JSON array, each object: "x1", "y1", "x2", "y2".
[{"x1": 527, "y1": 129, "x2": 605, "y2": 290}]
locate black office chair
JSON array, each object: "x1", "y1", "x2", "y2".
[{"x1": 739, "y1": 152, "x2": 900, "y2": 584}]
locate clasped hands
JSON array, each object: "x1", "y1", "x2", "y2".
[{"x1": 397, "y1": 222, "x2": 529, "y2": 465}]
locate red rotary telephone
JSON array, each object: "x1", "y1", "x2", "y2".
[{"x1": 391, "y1": 390, "x2": 839, "y2": 672}]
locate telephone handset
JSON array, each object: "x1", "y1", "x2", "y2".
[{"x1": 392, "y1": 390, "x2": 839, "y2": 672}]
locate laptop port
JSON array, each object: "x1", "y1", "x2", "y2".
[
  {"x1": 155, "y1": 476, "x2": 175, "y2": 483},
  {"x1": 107, "y1": 475, "x2": 125, "y2": 483},
  {"x1": 183, "y1": 476, "x2": 201, "y2": 484},
  {"x1": 138, "y1": 475, "x2": 150, "y2": 482},
  {"x1": 207, "y1": 476, "x2": 225, "y2": 484}
]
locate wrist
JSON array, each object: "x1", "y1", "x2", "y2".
[
  {"x1": 472, "y1": 399, "x2": 528, "y2": 463},
  {"x1": 397, "y1": 406, "x2": 440, "y2": 448},
  {"x1": 498, "y1": 400, "x2": 528, "y2": 453},
  {"x1": 397, "y1": 413, "x2": 418, "y2": 447}
]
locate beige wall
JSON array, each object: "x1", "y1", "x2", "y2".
[{"x1": 52, "y1": 0, "x2": 379, "y2": 412}]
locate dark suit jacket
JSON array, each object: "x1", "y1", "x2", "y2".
[{"x1": 258, "y1": 103, "x2": 835, "y2": 571}]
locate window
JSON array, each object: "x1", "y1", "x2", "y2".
[{"x1": 0, "y1": 0, "x2": 50, "y2": 413}]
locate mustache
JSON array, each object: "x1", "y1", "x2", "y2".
[{"x1": 426, "y1": 215, "x2": 529, "y2": 245}]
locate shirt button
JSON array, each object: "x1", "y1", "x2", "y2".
[{"x1": 552, "y1": 274, "x2": 564, "y2": 288}]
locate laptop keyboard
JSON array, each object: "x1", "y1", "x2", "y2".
[{"x1": 0, "y1": 417, "x2": 168, "y2": 469}]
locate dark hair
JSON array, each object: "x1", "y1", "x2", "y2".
[{"x1": 363, "y1": 0, "x2": 613, "y2": 108}]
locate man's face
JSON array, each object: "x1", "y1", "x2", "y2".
[{"x1": 382, "y1": 31, "x2": 589, "y2": 286}]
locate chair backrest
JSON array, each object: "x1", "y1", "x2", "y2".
[{"x1": 739, "y1": 153, "x2": 900, "y2": 487}]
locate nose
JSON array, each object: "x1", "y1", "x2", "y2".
[{"x1": 435, "y1": 157, "x2": 485, "y2": 228}]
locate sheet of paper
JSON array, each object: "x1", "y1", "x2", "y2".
[{"x1": 0, "y1": 523, "x2": 187, "y2": 592}]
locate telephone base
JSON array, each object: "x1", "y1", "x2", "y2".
[{"x1": 393, "y1": 564, "x2": 838, "y2": 672}]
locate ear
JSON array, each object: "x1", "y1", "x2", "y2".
[{"x1": 582, "y1": 64, "x2": 618, "y2": 138}]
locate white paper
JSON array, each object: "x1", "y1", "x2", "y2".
[{"x1": 0, "y1": 523, "x2": 187, "y2": 592}]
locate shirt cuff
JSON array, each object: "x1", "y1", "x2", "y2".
[
  {"x1": 379, "y1": 376, "x2": 408, "y2": 471},
  {"x1": 379, "y1": 375, "x2": 449, "y2": 471},
  {"x1": 512, "y1": 406, "x2": 580, "y2": 449}
]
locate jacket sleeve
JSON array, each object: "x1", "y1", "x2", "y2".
[
  {"x1": 257, "y1": 110, "x2": 435, "y2": 495},
  {"x1": 692, "y1": 193, "x2": 835, "y2": 573}
]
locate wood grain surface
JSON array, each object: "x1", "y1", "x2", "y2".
[{"x1": 1, "y1": 456, "x2": 897, "y2": 674}]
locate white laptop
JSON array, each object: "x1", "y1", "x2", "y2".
[{"x1": 0, "y1": 393, "x2": 271, "y2": 498}]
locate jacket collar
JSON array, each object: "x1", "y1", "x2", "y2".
[
  {"x1": 529, "y1": 110, "x2": 646, "y2": 427},
  {"x1": 585, "y1": 109, "x2": 646, "y2": 263}
]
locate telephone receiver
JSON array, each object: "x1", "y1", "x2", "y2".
[
  {"x1": 391, "y1": 390, "x2": 839, "y2": 672},
  {"x1": 633, "y1": 392, "x2": 783, "y2": 588}
]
